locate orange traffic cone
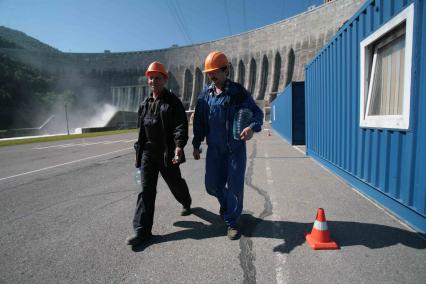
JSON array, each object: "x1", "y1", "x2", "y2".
[{"x1": 305, "y1": 208, "x2": 339, "y2": 250}]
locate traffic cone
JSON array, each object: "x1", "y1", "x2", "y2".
[{"x1": 305, "y1": 208, "x2": 339, "y2": 250}]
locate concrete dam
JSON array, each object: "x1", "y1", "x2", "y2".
[{"x1": 0, "y1": 0, "x2": 364, "y2": 125}]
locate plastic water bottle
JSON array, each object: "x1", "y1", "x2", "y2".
[
  {"x1": 233, "y1": 108, "x2": 253, "y2": 140},
  {"x1": 134, "y1": 167, "x2": 143, "y2": 192}
]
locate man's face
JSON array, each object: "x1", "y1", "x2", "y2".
[
  {"x1": 147, "y1": 72, "x2": 167, "y2": 93},
  {"x1": 207, "y1": 68, "x2": 227, "y2": 87}
]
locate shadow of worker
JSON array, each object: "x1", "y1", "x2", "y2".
[
  {"x1": 132, "y1": 208, "x2": 426, "y2": 253},
  {"x1": 131, "y1": 207, "x2": 226, "y2": 252}
]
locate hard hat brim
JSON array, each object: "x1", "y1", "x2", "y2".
[
  {"x1": 146, "y1": 70, "x2": 168, "y2": 78},
  {"x1": 203, "y1": 66, "x2": 225, "y2": 73}
]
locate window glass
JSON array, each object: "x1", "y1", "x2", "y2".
[{"x1": 368, "y1": 35, "x2": 405, "y2": 116}]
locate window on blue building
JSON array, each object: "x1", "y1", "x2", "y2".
[{"x1": 360, "y1": 4, "x2": 414, "y2": 130}]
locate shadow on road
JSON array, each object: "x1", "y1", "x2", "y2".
[{"x1": 132, "y1": 207, "x2": 426, "y2": 252}]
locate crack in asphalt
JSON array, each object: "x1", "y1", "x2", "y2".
[
  {"x1": 239, "y1": 236, "x2": 257, "y2": 284},
  {"x1": 95, "y1": 193, "x2": 134, "y2": 210},
  {"x1": 239, "y1": 140, "x2": 273, "y2": 284}
]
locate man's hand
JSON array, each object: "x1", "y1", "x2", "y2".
[
  {"x1": 193, "y1": 148, "x2": 201, "y2": 160},
  {"x1": 172, "y1": 147, "x2": 184, "y2": 164},
  {"x1": 240, "y1": 127, "x2": 253, "y2": 141}
]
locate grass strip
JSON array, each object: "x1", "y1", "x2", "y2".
[{"x1": 0, "y1": 129, "x2": 137, "y2": 147}]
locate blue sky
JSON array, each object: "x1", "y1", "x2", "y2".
[{"x1": 0, "y1": 0, "x2": 323, "y2": 53}]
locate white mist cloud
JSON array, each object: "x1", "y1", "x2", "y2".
[{"x1": 83, "y1": 104, "x2": 117, "y2": 128}]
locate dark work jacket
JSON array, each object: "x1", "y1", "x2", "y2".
[{"x1": 135, "y1": 89, "x2": 188, "y2": 168}]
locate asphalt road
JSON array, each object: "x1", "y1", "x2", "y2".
[{"x1": 0, "y1": 130, "x2": 425, "y2": 283}]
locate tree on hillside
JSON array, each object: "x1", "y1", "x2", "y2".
[
  {"x1": 0, "y1": 54, "x2": 76, "y2": 128},
  {"x1": 0, "y1": 36, "x2": 22, "y2": 49}
]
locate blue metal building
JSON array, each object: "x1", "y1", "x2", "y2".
[
  {"x1": 305, "y1": 0, "x2": 426, "y2": 233},
  {"x1": 271, "y1": 82, "x2": 305, "y2": 145}
]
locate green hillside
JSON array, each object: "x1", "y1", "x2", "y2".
[
  {"x1": 0, "y1": 26, "x2": 60, "y2": 53},
  {"x1": 0, "y1": 36, "x2": 21, "y2": 49},
  {"x1": 0, "y1": 53, "x2": 78, "y2": 129}
]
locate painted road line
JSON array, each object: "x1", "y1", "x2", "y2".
[
  {"x1": 33, "y1": 139, "x2": 135, "y2": 149},
  {"x1": 0, "y1": 147, "x2": 132, "y2": 182}
]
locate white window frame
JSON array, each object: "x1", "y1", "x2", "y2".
[{"x1": 359, "y1": 4, "x2": 414, "y2": 130}]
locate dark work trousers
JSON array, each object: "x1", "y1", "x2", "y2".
[{"x1": 133, "y1": 150, "x2": 192, "y2": 234}]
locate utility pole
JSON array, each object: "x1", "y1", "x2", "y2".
[{"x1": 65, "y1": 103, "x2": 70, "y2": 135}]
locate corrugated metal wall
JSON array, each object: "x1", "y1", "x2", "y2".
[
  {"x1": 272, "y1": 82, "x2": 305, "y2": 145},
  {"x1": 305, "y1": 0, "x2": 426, "y2": 233}
]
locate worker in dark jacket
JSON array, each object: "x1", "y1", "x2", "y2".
[
  {"x1": 192, "y1": 51, "x2": 263, "y2": 240},
  {"x1": 126, "y1": 61, "x2": 192, "y2": 246}
]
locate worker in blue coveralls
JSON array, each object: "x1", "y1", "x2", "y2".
[{"x1": 192, "y1": 51, "x2": 263, "y2": 240}]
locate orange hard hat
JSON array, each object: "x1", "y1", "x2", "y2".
[
  {"x1": 203, "y1": 51, "x2": 229, "y2": 73},
  {"x1": 146, "y1": 61, "x2": 168, "y2": 78}
]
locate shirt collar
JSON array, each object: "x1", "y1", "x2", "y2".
[
  {"x1": 149, "y1": 89, "x2": 167, "y2": 101},
  {"x1": 208, "y1": 79, "x2": 230, "y2": 97}
]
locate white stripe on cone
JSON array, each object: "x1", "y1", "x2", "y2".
[{"x1": 313, "y1": 220, "x2": 328, "y2": 231}]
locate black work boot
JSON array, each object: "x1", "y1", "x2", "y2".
[
  {"x1": 125, "y1": 231, "x2": 152, "y2": 246},
  {"x1": 180, "y1": 206, "x2": 191, "y2": 216}
]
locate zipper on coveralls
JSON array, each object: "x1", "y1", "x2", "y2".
[{"x1": 225, "y1": 95, "x2": 232, "y2": 154}]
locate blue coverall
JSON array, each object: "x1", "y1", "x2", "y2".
[{"x1": 192, "y1": 79, "x2": 263, "y2": 227}]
